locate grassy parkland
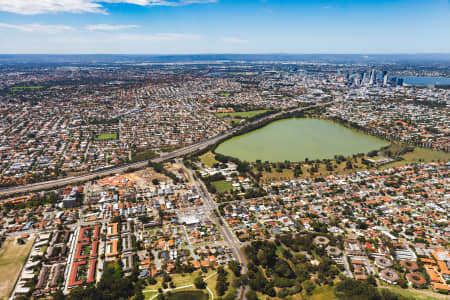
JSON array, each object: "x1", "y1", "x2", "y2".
[
  {"x1": 215, "y1": 110, "x2": 269, "y2": 119},
  {"x1": 95, "y1": 133, "x2": 118, "y2": 141},
  {"x1": 0, "y1": 236, "x2": 35, "y2": 299}
]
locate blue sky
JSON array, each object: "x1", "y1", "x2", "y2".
[{"x1": 0, "y1": 0, "x2": 449, "y2": 54}]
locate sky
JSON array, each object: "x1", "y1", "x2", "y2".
[{"x1": 0, "y1": 0, "x2": 449, "y2": 54}]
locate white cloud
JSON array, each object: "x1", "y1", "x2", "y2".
[
  {"x1": 0, "y1": 23, "x2": 74, "y2": 33},
  {"x1": 119, "y1": 33, "x2": 202, "y2": 41},
  {"x1": 85, "y1": 24, "x2": 139, "y2": 31},
  {"x1": 221, "y1": 37, "x2": 248, "y2": 43},
  {"x1": 0, "y1": 0, "x2": 105, "y2": 15},
  {"x1": 0, "y1": 0, "x2": 218, "y2": 15}
]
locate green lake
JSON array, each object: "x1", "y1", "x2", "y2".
[{"x1": 215, "y1": 118, "x2": 389, "y2": 162}]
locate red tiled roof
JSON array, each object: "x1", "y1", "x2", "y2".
[
  {"x1": 86, "y1": 259, "x2": 97, "y2": 283},
  {"x1": 74, "y1": 242, "x2": 89, "y2": 261},
  {"x1": 90, "y1": 240, "x2": 98, "y2": 257},
  {"x1": 68, "y1": 260, "x2": 86, "y2": 288}
]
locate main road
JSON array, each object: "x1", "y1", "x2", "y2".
[{"x1": 0, "y1": 102, "x2": 331, "y2": 197}]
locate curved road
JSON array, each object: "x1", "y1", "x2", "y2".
[{"x1": 0, "y1": 102, "x2": 330, "y2": 197}]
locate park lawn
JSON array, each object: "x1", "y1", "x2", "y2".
[
  {"x1": 144, "y1": 291, "x2": 157, "y2": 300},
  {"x1": 95, "y1": 133, "x2": 118, "y2": 141},
  {"x1": 199, "y1": 152, "x2": 218, "y2": 167},
  {"x1": 204, "y1": 272, "x2": 218, "y2": 298},
  {"x1": 144, "y1": 288, "x2": 204, "y2": 300},
  {"x1": 0, "y1": 237, "x2": 35, "y2": 299},
  {"x1": 144, "y1": 277, "x2": 162, "y2": 290},
  {"x1": 305, "y1": 286, "x2": 338, "y2": 300},
  {"x1": 258, "y1": 160, "x2": 367, "y2": 183},
  {"x1": 257, "y1": 146, "x2": 450, "y2": 184},
  {"x1": 379, "y1": 287, "x2": 445, "y2": 300},
  {"x1": 382, "y1": 147, "x2": 450, "y2": 168},
  {"x1": 10, "y1": 86, "x2": 43, "y2": 91},
  {"x1": 215, "y1": 110, "x2": 269, "y2": 119},
  {"x1": 255, "y1": 286, "x2": 335, "y2": 300},
  {"x1": 144, "y1": 270, "x2": 214, "y2": 291},
  {"x1": 171, "y1": 272, "x2": 201, "y2": 287},
  {"x1": 227, "y1": 119, "x2": 242, "y2": 126},
  {"x1": 211, "y1": 180, "x2": 233, "y2": 193},
  {"x1": 260, "y1": 168, "x2": 295, "y2": 183},
  {"x1": 205, "y1": 268, "x2": 236, "y2": 300}
]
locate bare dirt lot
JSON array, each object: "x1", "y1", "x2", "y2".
[{"x1": 123, "y1": 167, "x2": 171, "y2": 188}]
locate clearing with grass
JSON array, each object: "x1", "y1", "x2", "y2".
[
  {"x1": 211, "y1": 180, "x2": 233, "y2": 193},
  {"x1": 10, "y1": 86, "x2": 43, "y2": 91},
  {"x1": 95, "y1": 133, "x2": 118, "y2": 141},
  {"x1": 258, "y1": 146, "x2": 449, "y2": 183},
  {"x1": 0, "y1": 237, "x2": 35, "y2": 299},
  {"x1": 378, "y1": 287, "x2": 447, "y2": 300},
  {"x1": 215, "y1": 110, "x2": 269, "y2": 119},
  {"x1": 199, "y1": 151, "x2": 218, "y2": 167}
]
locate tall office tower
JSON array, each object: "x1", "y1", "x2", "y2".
[
  {"x1": 369, "y1": 69, "x2": 376, "y2": 85},
  {"x1": 391, "y1": 77, "x2": 397, "y2": 87},
  {"x1": 383, "y1": 71, "x2": 388, "y2": 86}
]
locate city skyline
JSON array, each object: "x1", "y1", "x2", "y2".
[{"x1": 0, "y1": 0, "x2": 449, "y2": 54}]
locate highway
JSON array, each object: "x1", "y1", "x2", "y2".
[
  {"x1": 0, "y1": 102, "x2": 330, "y2": 197},
  {"x1": 179, "y1": 159, "x2": 249, "y2": 299}
]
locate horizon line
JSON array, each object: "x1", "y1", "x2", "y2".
[{"x1": 1, "y1": 52, "x2": 450, "y2": 56}]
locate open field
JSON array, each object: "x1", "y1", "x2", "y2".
[
  {"x1": 211, "y1": 180, "x2": 233, "y2": 193},
  {"x1": 122, "y1": 167, "x2": 170, "y2": 188},
  {"x1": 204, "y1": 272, "x2": 219, "y2": 298},
  {"x1": 258, "y1": 146, "x2": 450, "y2": 183},
  {"x1": 10, "y1": 86, "x2": 43, "y2": 91},
  {"x1": 94, "y1": 133, "x2": 118, "y2": 141},
  {"x1": 0, "y1": 237, "x2": 35, "y2": 299},
  {"x1": 144, "y1": 291, "x2": 157, "y2": 299},
  {"x1": 205, "y1": 268, "x2": 236, "y2": 300},
  {"x1": 167, "y1": 290, "x2": 208, "y2": 300},
  {"x1": 379, "y1": 287, "x2": 446, "y2": 300},
  {"x1": 215, "y1": 110, "x2": 268, "y2": 119},
  {"x1": 199, "y1": 151, "x2": 218, "y2": 167},
  {"x1": 305, "y1": 286, "x2": 338, "y2": 300},
  {"x1": 144, "y1": 270, "x2": 215, "y2": 291},
  {"x1": 261, "y1": 168, "x2": 295, "y2": 182},
  {"x1": 382, "y1": 147, "x2": 450, "y2": 168},
  {"x1": 143, "y1": 270, "x2": 218, "y2": 299}
]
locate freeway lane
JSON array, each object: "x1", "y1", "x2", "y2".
[{"x1": 0, "y1": 102, "x2": 330, "y2": 197}]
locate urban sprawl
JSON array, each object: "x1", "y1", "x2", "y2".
[{"x1": 0, "y1": 60, "x2": 449, "y2": 300}]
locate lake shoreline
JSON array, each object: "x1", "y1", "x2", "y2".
[{"x1": 215, "y1": 117, "x2": 390, "y2": 163}]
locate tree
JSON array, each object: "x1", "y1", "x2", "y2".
[
  {"x1": 367, "y1": 275, "x2": 377, "y2": 287},
  {"x1": 335, "y1": 278, "x2": 381, "y2": 300},
  {"x1": 152, "y1": 178, "x2": 160, "y2": 185},
  {"x1": 228, "y1": 261, "x2": 242, "y2": 277},
  {"x1": 397, "y1": 278, "x2": 408, "y2": 289},
  {"x1": 274, "y1": 259, "x2": 294, "y2": 278},
  {"x1": 303, "y1": 280, "x2": 316, "y2": 295},
  {"x1": 52, "y1": 290, "x2": 65, "y2": 300},
  {"x1": 135, "y1": 289, "x2": 145, "y2": 300},
  {"x1": 246, "y1": 290, "x2": 259, "y2": 300},
  {"x1": 194, "y1": 276, "x2": 206, "y2": 289}
]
